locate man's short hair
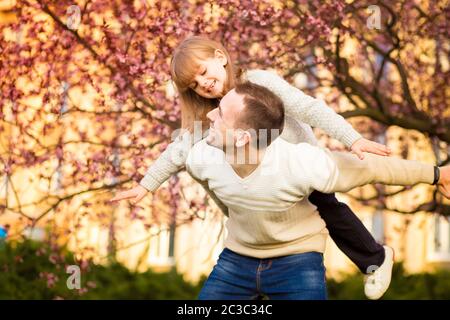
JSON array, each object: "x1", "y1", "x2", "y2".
[{"x1": 234, "y1": 81, "x2": 284, "y2": 146}]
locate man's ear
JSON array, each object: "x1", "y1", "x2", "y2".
[
  {"x1": 235, "y1": 130, "x2": 250, "y2": 148},
  {"x1": 215, "y1": 49, "x2": 228, "y2": 66}
]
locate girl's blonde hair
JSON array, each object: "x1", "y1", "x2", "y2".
[{"x1": 170, "y1": 36, "x2": 240, "y2": 131}]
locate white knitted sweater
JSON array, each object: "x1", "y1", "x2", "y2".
[
  {"x1": 140, "y1": 69, "x2": 362, "y2": 192},
  {"x1": 185, "y1": 138, "x2": 434, "y2": 258}
]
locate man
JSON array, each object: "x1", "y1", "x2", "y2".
[{"x1": 185, "y1": 81, "x2": 450, "y2": 300}]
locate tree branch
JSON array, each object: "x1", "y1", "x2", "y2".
[
  {"x1": 37, "y1": 2, "x2": 178, "y2": 130},
  {"x1": 339, "y1": 108, "x2": 450, "y2": 144}
]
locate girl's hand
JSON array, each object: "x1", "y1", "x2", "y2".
[
  {"x1": 109, "y1": 185, "x2": 148, "y2": 205},
  {"x1": 438, "y1": 166, "x2": 450, "y2": 199},
  {"x1": 350, "y1": 138, "x2": 391, "y2": 160}
]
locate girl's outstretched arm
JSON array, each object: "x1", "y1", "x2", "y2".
[
  {"x1": 139, "y1": 130, "x2": 192, "y2": 191},
  {"x1": 245, "y1": 69, "x2": 391, "y2": 159},
  {"x1": 110, "y1": 131, "x2": 192, "y2": 205}
]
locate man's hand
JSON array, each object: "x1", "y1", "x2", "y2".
[
  {"x1": 109, "y1": 185, "x2": 149, "y2": 205},
  {"x1": 351, "y1": 138, "x2": 392, "y2": 160},
  {"x1": 438, "y1": 166, "x2": 450, "y2": 199}
]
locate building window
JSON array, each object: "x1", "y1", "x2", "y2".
[
  {"x1": 305, "y1": 55, "x2": 318, "y2": 90},
  {"x1": 428, "y1": 214, "x2": 450, "y2": 262},
  {"x1": 147, "y1": 224, "x2": 175, "y2": 267},
  {"x1": 23, "y1": 226, "x2": 46, "y2": 242},
  {"x1": 374, "y1": 51, "x2": 391, "y2": 80},
  {"x1": 0, "y1": 175, "x2": 7, "y2": 200},
  {"x1": 371, "y1": 210, "x2": 385, "y2": 244},
  {"x1": 49, "y1": 165, "x2": 63, "y2": 195}
]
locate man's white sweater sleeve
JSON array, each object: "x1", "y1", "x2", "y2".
[
  {"x1": 294, "y1": 145, "x2": 435, "y2": 195},
  {"x1": 328, "y1": 151, "x2": 434, "y2": 193}
]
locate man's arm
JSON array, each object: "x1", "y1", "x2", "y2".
[{"x1": 320, "y1": 151, "x2": 437, "y2": 194}]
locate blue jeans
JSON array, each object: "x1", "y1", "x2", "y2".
[{"x1": 198, "y1": 248, "x2": 327, "y2": 300}]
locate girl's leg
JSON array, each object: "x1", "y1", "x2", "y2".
[
  {"x1": 198, "y1": 248, "x2": 261, "y2": 300},
  {"x1": 308, "y1": 191, "x2": 385, "y2": 274}
]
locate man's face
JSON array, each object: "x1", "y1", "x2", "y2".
[{"x1": 205, "y1": 89, "x2": 246, "y2": 150}]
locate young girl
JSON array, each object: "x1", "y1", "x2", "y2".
[{"x1": 111, "y1": 36, "x2": 393, "y2": 299}]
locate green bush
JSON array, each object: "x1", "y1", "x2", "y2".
[
  {"x1": 3, "y1": 240, "x2": 449, "y2": 300},
  {"x1": 0, "y1": 240, "x2": 203, "y2": 300},
  {"x1": 327, "y1": 263, "x2": 450, "y2": 300}
]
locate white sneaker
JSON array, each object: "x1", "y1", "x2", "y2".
[{"x1": 364, "y1": 246, "x2": 394, "y2": 300}]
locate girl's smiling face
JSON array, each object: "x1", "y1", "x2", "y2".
[
  {"x1": 189, "y1": 50, "x2": 228, "y2": 99},
  {"x1": 170, "y1": 36, "x2": 238, "y2": 131}
]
